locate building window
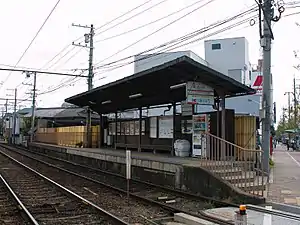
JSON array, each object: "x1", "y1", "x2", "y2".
[
  {"x1": 212, "y1": 43, "x2": 221, "y2": 50},
  {"x1": 249, "y1": 71, "x2": 252, "y2": 81}
]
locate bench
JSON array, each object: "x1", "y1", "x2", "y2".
[
  {"x1": 115, "y1": 143, "x2": 172, "y2": 153},
  {"x1": 141, "y1": 144, "x2": 172, "y2": 154}
]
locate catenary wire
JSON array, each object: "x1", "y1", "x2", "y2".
[
  {"x1": 93, "y1": 5, "x2": 257, "y2": 69},
  {"x1": 38, "y1": 6, "x2": 258, "y2": 95},
  {"x1": 17, "y1": 0, "x2": 164, "y2": 100},
  {"x1": 94, "y1": 0, "x2": 209, "y2": 43},
  {"x1": 1, "y1": 0, "x2": 61, "y2": 89},
  {"x1": 93, "y1": 0, "x2": 216, "y2": 67}
]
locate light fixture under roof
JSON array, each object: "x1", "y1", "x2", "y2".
[
  {"x1": 170, "y1": 83, "x2": 186, "y2": 90},
  {"x1": 129, "y1": 93, "x2": 142, "y2": 99},
  {"x1": 101, "y1": 100, "x2": 112, "y2": 105}
]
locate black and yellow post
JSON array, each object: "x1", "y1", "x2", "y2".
[{"x1": 234, "y1": 205, "x2": 247, "y2": 225}]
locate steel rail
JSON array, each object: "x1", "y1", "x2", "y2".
[
  {"x1": 1, "y1": 144, "x2": 233, "y2": 225},
  {"x1": 247, "y1": 204, "x2": 300, "y2": 221},
  {"x1": 0, "y1": 148, "x2": 129, "y2": 225},
  {"x1": 0, "y1": 174, "x2": 39, "y2": 225},
  {"x1": 8, "y1": 144, "x2": 300, "y2": 222},
  {"x1": 11, "y1": 144, "x2": 238, "y2": 208}
]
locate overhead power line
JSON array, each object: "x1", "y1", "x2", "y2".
[
  {"x1": 94, "y1": 10, "x2": 258, "y2": 75},
  {"x1": 94, "y1": 0, "x2": 216, "y2": 67},
  {"x1": 0, "y1": 67, "x2": 87, "y2": 77},
  {"x1": 94, "y1": 5, "x2": 257, "y2": 70},
  {"x1": 38, "y1": 0, "x2": 158, "y2": 71},
  {"x1": 19, "y1": 2, "x2": 299, "y2": 98},
  {"x1": 1, "y1": 0, "x2": 61, "y2": 87},
  {"x1": 94, "y1": 0, "x2": 208, "y2": 43},
  {"x1": 17, "y1": 0, "x2": 162, "y2": 100},
  {"x1": 39, "y1": 5, "x2": 258, "y2": 95}
]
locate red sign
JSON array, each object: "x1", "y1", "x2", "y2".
[{"x1": 252, "y1": 75, "x2": 263, "y2": 90}]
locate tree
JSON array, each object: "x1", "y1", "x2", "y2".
[{"x1": 276, "y1": 106, "x2": 299, "y2": 136}]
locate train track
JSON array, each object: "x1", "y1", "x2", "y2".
[
  {"x1": 0, "y1": 173, "x2": 36, "y2": 224},
  {"x1": 0, "y1": 144, "x2": 236, "y2": 225},
  {"x1": 0, "y1": 149, "x2": 130, "y2": 225},
  {"x1": 5, "y1": 145, "x2": 300, "y2": 224}
]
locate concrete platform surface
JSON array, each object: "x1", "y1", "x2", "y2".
[
  {"x1": 268, "y1": 144, "x2": 300, "y2": 206},
  {"x1": 30, "y1": 142, "x2": 218, "y2": 167},
  {"x1": 203, "y1": 207, "x2": 300, "y2": 225},
  {"x1": 28, "y1": 142, "x2": 266, "y2": 204}
]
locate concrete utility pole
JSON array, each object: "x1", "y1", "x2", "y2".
[
  {"x1": 285, "y1": 92, "x2": 292, "y2": 122},
  {"x1": 72, "y1": 23, "x2": 94, "y2": 148},
  {"x1": 293, "y1": 77, "x2": 298, "y2": 127},
  {"x1": 4, "y1": 99, "x2": 7, "y2": 137},
  {"x1": 259, "y1": 0, "x2": 284, "y2": 174},
  {"x1": 23, "y1": 71, "x2": 37, "y2": 142},
  {"x1": 12, "y1": 88, "x2": 17, "y2": 144},
  {"x1": 260, "y1": 0, "x2": 273, "y2": 174}
]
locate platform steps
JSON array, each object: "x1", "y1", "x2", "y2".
[{"x1": 210, "y1": 165, "x2": 267, "y2": 195}]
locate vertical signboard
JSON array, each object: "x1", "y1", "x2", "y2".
[
  {"x1": 186, "y1": 81, "x2": 214, "y2": 105},
  {"x1": 192, "y1": 114, "x2": 209, "y2": 157}
]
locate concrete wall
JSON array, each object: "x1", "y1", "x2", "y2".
[{"x1": 29, "y1": 143, "x2": 264, "y2": 204}]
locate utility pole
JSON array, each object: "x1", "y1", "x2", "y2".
[
  {"x1": 293, "y1": 77, "x2": 298, "y2": 128},
  {"x1": 259, "y1": 0, "x2": 284, "y2": 174},
  {"x1": 260, "y1": 0, "x2": 273, "y2": 174},
  {"x1": 29, "y1": 72, "x2": 37, "y2": 142},
  {"x1": 12, "y1": 88, "x2": 17, "y2": 145},
  {"x1": 72, "y1": 23, "x2": 94, "y2": 148},
  {"x1": 285, "y1": 92, "x2": 292, "y2": 122},
  {"x1": 3, "y1": 99, "x2": 7, "y2": 138}
]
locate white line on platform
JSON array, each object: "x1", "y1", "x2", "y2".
[
  {"x1": 263, "y1": 206, "x2": 272, "y2": 225},
  {"x1": 286, "y1": 152, "x2": 300, "y2": 167}
]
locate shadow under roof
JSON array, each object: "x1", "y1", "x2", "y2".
[{"x1": 65, "y1": 56, "x2": 256, "y2": 114}]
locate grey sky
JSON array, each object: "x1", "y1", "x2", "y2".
[{"x1": 0, "y1": 0, "x2": 299, "y2": 121}]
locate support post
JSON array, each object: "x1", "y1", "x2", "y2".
[
  {"x1": 72, "y1": 23, "x2": 94, "y2": 148},
  {"x1": 99, "y1": 114, "x2": 103, "y2": 148},
  {"x1": 30, "y1": 72, "x2": 37, "y2": 143},
  {"x1": 220, "y1": 95, "x2": 226, "y2": 159},
  {"x1": 13, "y1": 88, "x2": 17, "y2": 145},
  {"x1": 115, "y1": 112, "x2": 117, "y2": 149},
  {"x1": 216, "y1": 96, "x2": 220, "y2": 137},
  {"x1": 138, "y1": 107, "x2": 142, "y2": 152},
  {"x1": 261, "y1": 0, "x2": 273, "y2": 174},
  {"x1": 172, "y1": 102, "x2": 176, "y2": 156},
  {"x1": 294, "y1": 77, "x2": 297, "y2": 127}
]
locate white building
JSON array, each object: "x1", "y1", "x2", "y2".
[
  {"x1": 133, "y1": 51, "x2": 209, "y2": 73},
  {"x1": 204, "y1": 37, "x2": 251, "y2": 86}
]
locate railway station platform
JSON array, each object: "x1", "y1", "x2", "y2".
[{"x1": 28, "y1": 141, "x2": 265, "y2": 205}]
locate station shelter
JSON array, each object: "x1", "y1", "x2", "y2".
[{"x1": 65, "y1": 56, "x2": 255, "y2": 157}]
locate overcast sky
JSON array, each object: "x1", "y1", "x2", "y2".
[{"x1": 0, "y1": 0, "x2": 299, "y2": 121}]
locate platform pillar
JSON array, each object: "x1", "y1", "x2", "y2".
[
  {"x1": 138, "y1": 107, "x2": 142, "y2": 152},
  {"x1": 115, "y1": 112, "x2": 117, "y2": 149},
  {"x1": 99, "y1": 114, "x2": 103, "y2": 148},
  {"x1": 172, "y1": 102, "x2": 176, "y2": 156},
  {"x1": 220, "y1": 95, "x2": 226, "y2": 160}
]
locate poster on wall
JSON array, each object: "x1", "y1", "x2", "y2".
[
  {"x1": 134, "y1": 121, "x2": 140, "y2": 135},
  {"x1": 125, "y1": 122, "x2": 130, "y2": 135},
  {"x1": 129, "y1": 121, "x2": 135, "y2": 135},
  {"x1": 117, "y1": 122, "x2": 121, "y2": 134},
  {"x1": 150, "y1": 117, "x2": 157, "y2": 138},
  {"x1": 121, "y1": 122, "x2": 125, "y2": 135},
  {"x1": 158, "y1": 116, "x2": 173, "y2": 139},
  {"x1": 192, "y1": 114, "x2": 209, "y2": 157}
]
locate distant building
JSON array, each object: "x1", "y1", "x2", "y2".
[{"x1": 204, "y1": 37, "x2": 251, "y2": 86}]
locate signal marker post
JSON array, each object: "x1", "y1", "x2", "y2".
[{"x1": 126, "y1": 150, "x2": 131, "y2": 205}]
